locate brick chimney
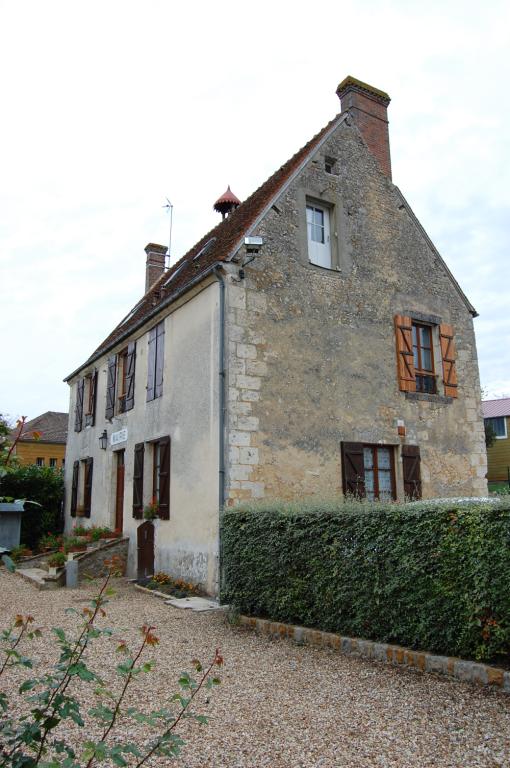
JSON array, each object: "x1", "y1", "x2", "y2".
[
  {"x1": 336, "y1": 76, "x2": 392, "y2": 179},
  {"x1": 145, "y1": 243, "x2": 167, "y2": 293}
]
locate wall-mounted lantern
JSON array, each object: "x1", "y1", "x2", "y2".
[{"x1": 98, "y1": 430, "x2": 108, "y2": 450}]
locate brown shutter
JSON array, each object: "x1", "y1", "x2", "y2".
[
  {"x1": 439, "y1": 324, "x2": 458, "y2": 398},
  {"x1": 74, "y1": 379, "x2": 84, "y2": 432},
  {"x1": 341, "y1": 442, "x2": 366, "y2": 498},
  {"x1": 147, "y1": 327, "x2": 156, "y2": 401},
  {"x1": 133, "y1": 443, "x2": 144, "y2": 519},
  {"x1": 71, "y1": 460, "x2": 79, "y2": 516},
  {"x1": 90, "y1": 370, "x2": 98, "y2": 426},
  {"x1": 125, "y1": 342, "x2": 136, "y2": 411},
  {"x1": 158, "y1": 436, "x2": 171, "y2": 519},
  {"x1": 83, "y1": 457, "x2": 93, "y2": 518},
  {"x1": 105, "y1": 355, "x2": 117, "y2": 420},
  {"x1": 394, "y1": 315, "x2": 416, "y2": 393},
  {"x1": 402, "y1": 445, "x2": 422, "y2": 500},
  {"x1": 155, "y1": 323, "x2": 165, "y2": 398}
]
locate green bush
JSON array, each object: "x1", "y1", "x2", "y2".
[
  {"x1": 0, "y1": 464, "x2": 64, "y2": 549},
  {"x1": 221, "y1": 498, "x2": 510, "y2": 663}
]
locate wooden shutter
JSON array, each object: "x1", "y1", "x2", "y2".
[
  {"x1": 105, "y1": 355, "x2": 117, "y2": 419},
  {"x1": 125, "y1": 342, "x2": 136, "y2": 411},
  {"x1": 394, "y1": 315, "x2": 416, "y2": 393},
  {"x1": 155, "y1": 323, "x2": 165, "y2": 398},
  {"x1": 71, "y1": 460, "x2": 79, "y2": 516},
  {"x1": 147, "y1": 327, "x2": 156, "y2": 401},
  {"x1": 402, "y1": 445, "x2": 422, "y2": 500},
  {"x1": 83, "y1": 457, "x2": 93, "y2": 518},
  {"x1": 89, "y1": 370, "x2": 98, "y2": 426},
  {"x1": 74, "y1": 379, "x2": 84, "y2": 432},
  {"x1": 341, "y1": 442, "x2": 366, "y2": 498},
  {"x1": 158, "y1": 436, "x2": 171, "y2": 519},
  {"x1": 439, "y1": 324, "x2": 458, "y2": 398},
  {"x1": 133, "y1": 443, "x2": 144, "y2": 519}
]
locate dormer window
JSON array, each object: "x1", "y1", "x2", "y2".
[{"x1": 306, "y1": 204, "x2": 331, "y2": 269}]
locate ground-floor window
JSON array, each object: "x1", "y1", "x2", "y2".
[{"x1": 363, "y1": 445, "x2": 396, "y2": 501}]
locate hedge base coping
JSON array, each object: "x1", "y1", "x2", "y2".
[{"x1": 239, "y1": 615, "x2": 510, "y2": 693}]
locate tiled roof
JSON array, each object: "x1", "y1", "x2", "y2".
[
  {"x1": 10, "y1": 411, "x2": 68, "y2": 444},
  {"x1": 69, "y1": 113, "x2": 343, "y2": 377},
  {"x1": 482, "y1": 398, "x2": 510, "y2": 418}
]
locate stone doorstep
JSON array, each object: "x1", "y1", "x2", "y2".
[
  {"x1": 16, "y1": 567, "x2": 63, "y2": 591},
  {"x1": 239, "y1": 616, "x2": 510, "y2": 694},
  {"x1": 134, "y1": 583, "x2": 228, "y2": 613}
]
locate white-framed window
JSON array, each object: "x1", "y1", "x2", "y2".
[
  {"x1": 485, "y1": 417, "x2": 508, "y2": 439},
  {"x1": 306, "y1": 204, "x2": 331, "y2": 269}
]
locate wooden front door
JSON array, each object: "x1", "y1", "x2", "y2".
[
  {"x1": 137, "y1": 521, "x2": 154, "y2": 579},
  {"x1": 115, "y1": 450, "x2": 125, "y2": 532}
]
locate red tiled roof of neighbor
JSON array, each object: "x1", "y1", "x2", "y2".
[
  {"x1": 482, "y1": 398, "x2": 510, "y2": 418},
  {"x1": 68, "y1": 113, "x2": 342, "y2": 377},
  {"x1": 9, "y1": 411, "x2": 68, "y2": 444}
]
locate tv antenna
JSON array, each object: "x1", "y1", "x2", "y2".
[{"x1": 162, "y1": 198, "x2": 173, "y2": 267}]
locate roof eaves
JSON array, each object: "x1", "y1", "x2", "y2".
[
  {"x1": 225, "y1": 113, "x2": 348, "y2": 262},
  {"x1": 394, "y1": 187, "x2": 478, "y2": 318},
  {"x1": 64, "y1": 261, "x2": 222, "y2": 382}
]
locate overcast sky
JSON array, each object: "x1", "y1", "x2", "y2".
[{"x1": 1, "y1": 0, "x2": 509, "y2": 422}]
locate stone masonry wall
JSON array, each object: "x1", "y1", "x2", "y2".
[{"x1": 224, "y1": 118, "x2": 487, "y2": 503}]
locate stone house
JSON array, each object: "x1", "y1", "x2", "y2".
[{"x1": 64, "y1": 76, "x2": 487, "y2": 595}]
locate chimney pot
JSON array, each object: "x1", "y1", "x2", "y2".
[
  {"x1": 336, "y1": 76, "x2": 392, "y2": 179},
  {"x1": 144, "y1": 243, "x2": 168, "y2": 293}
]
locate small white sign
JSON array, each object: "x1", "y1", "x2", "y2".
[{"x1": 110, "y1": 428, "x2": 128, "y2": 446}]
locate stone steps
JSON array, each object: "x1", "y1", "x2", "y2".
[{"x1": 16, "y1": 567, "x2": 62, "y2": 590}]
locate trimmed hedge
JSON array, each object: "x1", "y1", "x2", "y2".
[{"x1": 221, "y1": 499, "x2": 510, "y2": 663}]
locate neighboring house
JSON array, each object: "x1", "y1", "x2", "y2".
[
  {"x1": 483, "y1": 398, "x2": 510, "y2": 484},
  {"x1": 64, "y1": 76, "x2": 487, "y2": 594},
  {"x1": 10, "y1": 411, "x2": 68, "y2": 468}
]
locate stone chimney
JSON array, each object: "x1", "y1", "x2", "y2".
[
  {"x1": 144, "y1": 243, "x2": 167, "y2": 293},
  {"x1": 336, "y1": 76, "x2": 392, "y2": 179}
]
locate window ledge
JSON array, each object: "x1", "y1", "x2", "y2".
[{"x1": 405, "y1": 392, "x2": 453, "y2": 405}]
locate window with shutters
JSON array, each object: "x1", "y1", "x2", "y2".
[
  {"x1": 394, "y1": 315, "x2": 458, "y2": 399},
  {"x1": 36, "y1": 457, "x2": 45, "y2": 467},
  {"x1": 147, "y1": 322, "x2": 165, "y2": 401},
  {"x1": 152, "y1": 436, "x2": 170, "y2": 519},
  {"x1": 84, "y1": 370, "x2": 98, "y2": 426},
  {"x1": 341, "y1": 442, "x2": 396, "y2": 501},
  {"x1": 105, "y1": 343, "x2": 136, "y2": 419}
]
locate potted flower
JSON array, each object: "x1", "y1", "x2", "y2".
[
  {"x1": 64, "y1": 536, "x2": 87, "y2": 558},
  {"x1": 100, "y1": 527, "x2": 121, "y2": 540},
  {"x1": 143, "y1": 498, "x2": 160, "y2": 521},
  {"x1": 39, "y1": 532, "x2": 61, "y2": 552},
  {"x1": 47, "y1": 551, "x2": 66, "y2": 575}
]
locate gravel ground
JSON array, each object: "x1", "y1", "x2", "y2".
[{"x1": 1, "y1": 571, "x2": 509, "y2": 768}]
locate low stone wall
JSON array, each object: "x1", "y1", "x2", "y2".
[
  {"x1": 75, "y1": 538, "x2": 129, "y2": 583},
  {"x1": 240, "y1": 615, "x2": 510, "y2": 693}
]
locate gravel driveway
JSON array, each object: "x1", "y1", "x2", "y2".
[{"x1": 1, "y1": 570, "x2": 509, "y2": 767}]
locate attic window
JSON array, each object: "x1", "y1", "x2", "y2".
[{"x1": 325, "y1": 156, "x2": 338, "y2": 175}]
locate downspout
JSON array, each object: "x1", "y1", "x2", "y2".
[{"x1": 213, "y1": 266, "x2": 227, "y2": 597}]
